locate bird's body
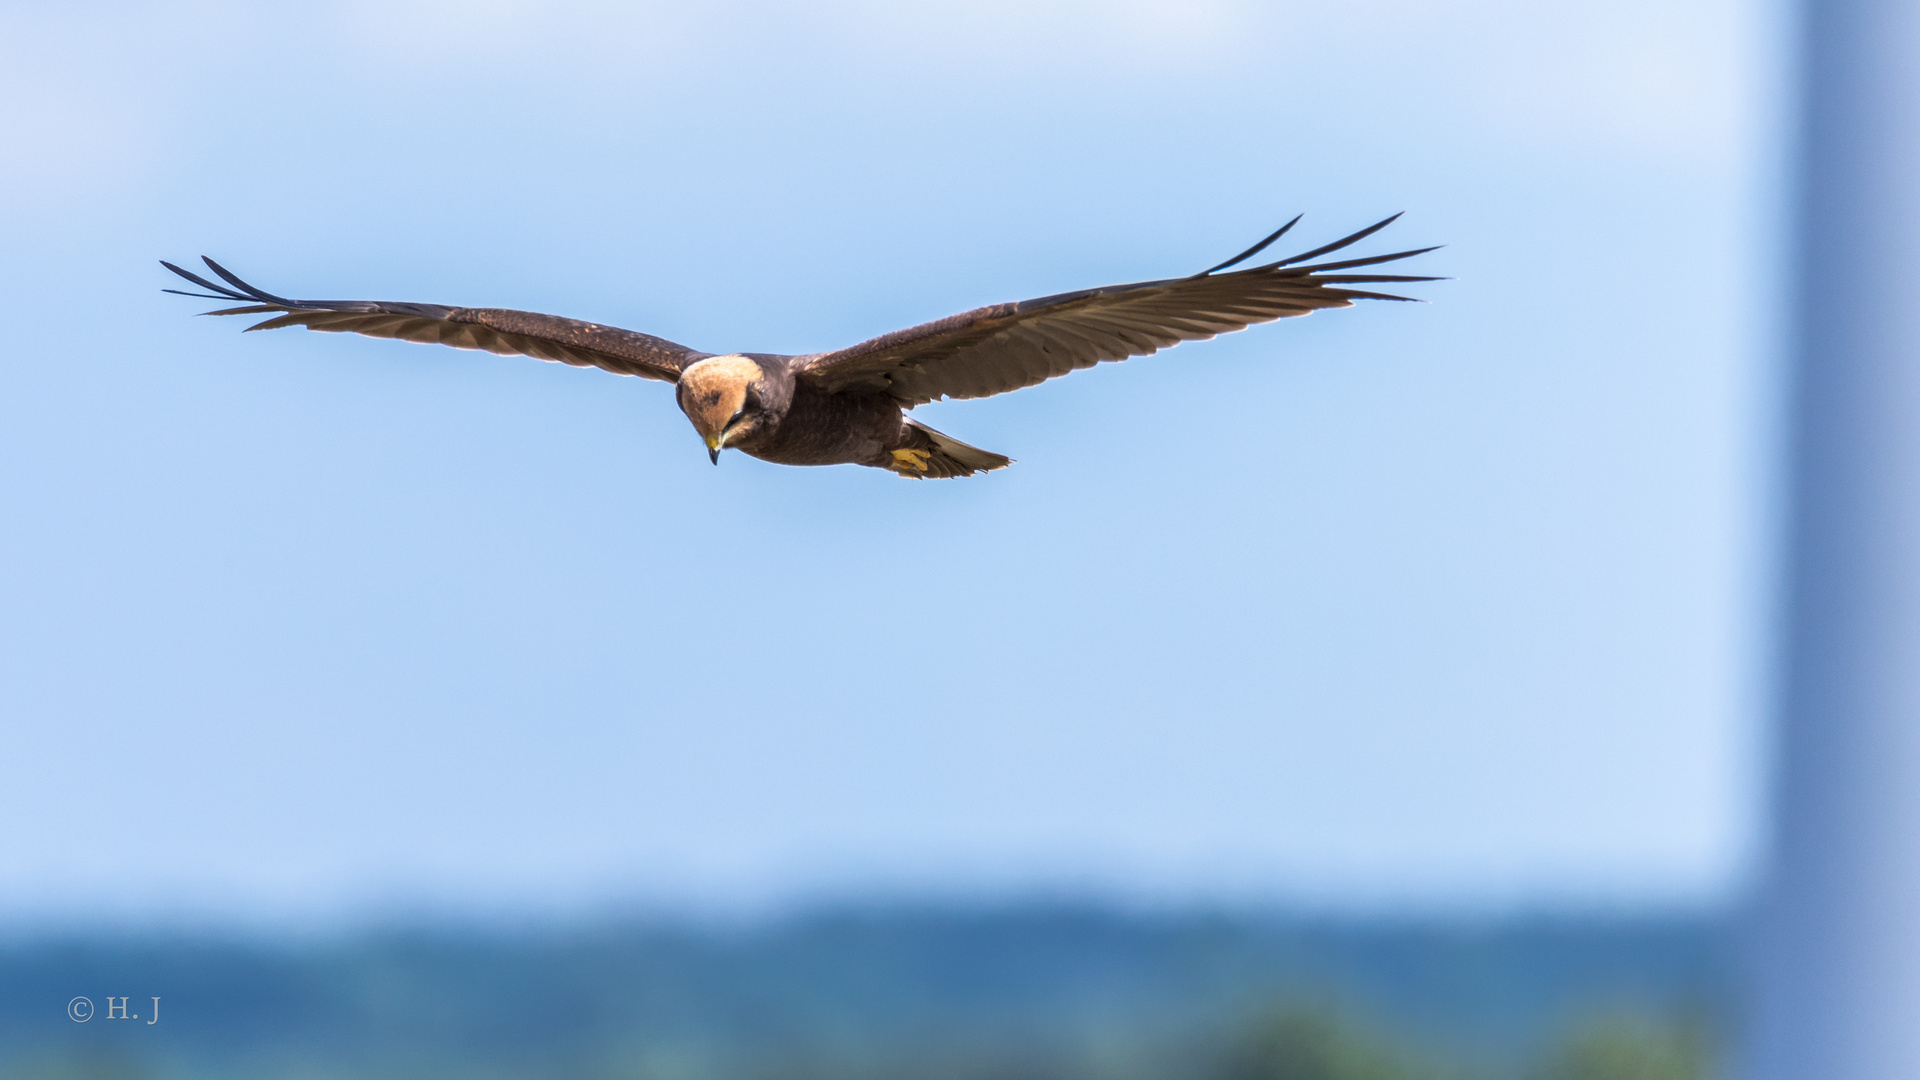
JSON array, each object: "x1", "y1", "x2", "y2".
[
  {"x1": 675, "y1": 352, "x2": 1011, "y2": 476},
  {"x1": 164, "y1": 216, "x2": 1436, "y2": 477}
]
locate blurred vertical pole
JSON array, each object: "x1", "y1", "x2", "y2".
[{"x1": 1748, "y1": 0, "x2": 1920, "y2": 1077}]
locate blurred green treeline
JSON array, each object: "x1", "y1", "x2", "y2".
[{"x1": 0, "y1": 907, "x2": 1727, "y2": 1080}]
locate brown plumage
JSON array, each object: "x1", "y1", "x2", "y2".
[{"x1": 163, "y1": 215, "x2": 1437, "y2": 478}]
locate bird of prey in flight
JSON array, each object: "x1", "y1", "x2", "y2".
[{"x1": 164, "y1": 215, "x2": 1436, "y2": 478}]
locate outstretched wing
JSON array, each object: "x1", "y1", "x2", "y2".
[
  {"x1": 163, "y1": 258, "x2": 708, "y2": 383},
  {"x1": 793, "y1": 215, "x2": 1438, "y2": 406}
]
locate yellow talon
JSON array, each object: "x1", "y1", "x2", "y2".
[{"x1": 891, "y1": 448, "x2": 931, "y2": 472}]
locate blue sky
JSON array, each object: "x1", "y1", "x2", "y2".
[{"x1": 0, "y1": 0, "x2": 1779, "y2": 924}]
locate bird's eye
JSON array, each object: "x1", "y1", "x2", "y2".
[{"x1": 725, "y1": 408, "x2": 749, "y2": 431}]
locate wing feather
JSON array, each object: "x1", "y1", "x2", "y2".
[
  {"x1": 794, "y1": 217, "x2": 1439, "y2": 406},
  {"x1": 165, "y1": 258, "x2": 706, "y2": 383}
]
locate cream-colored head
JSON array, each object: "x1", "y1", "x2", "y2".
[{"x1": 676, "y1": 355, "x2": 769, "y2": 463}]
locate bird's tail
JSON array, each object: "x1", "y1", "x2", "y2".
[{"x1": 889, "y1": 420, "x2": 1012, "y2": 478}]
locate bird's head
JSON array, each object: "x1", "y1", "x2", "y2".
[{"x1": 677, "y1": 354, "x2": 773, "y2": 464}]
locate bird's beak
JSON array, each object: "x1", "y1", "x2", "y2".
[
  {"x1": 705, "y1": 432, "x2": 722, "y2": 464},
  {"x1": 709, "y1": 445, "x2": 721, "y2": 465}
]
